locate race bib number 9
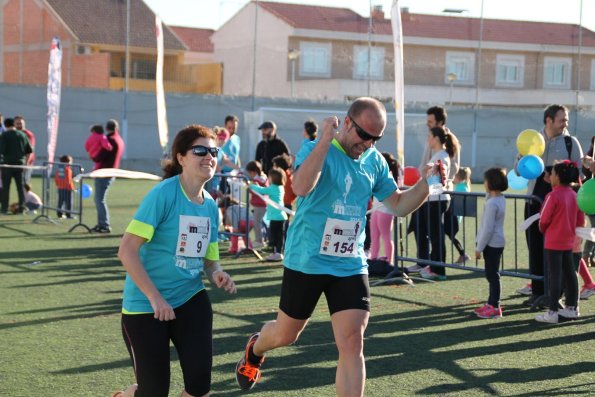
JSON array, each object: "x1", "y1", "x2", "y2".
[
  {"x1": 319, "y1": 218, "x2": 361, "y2": 257},
  {"x1": 176, "y1": 215, "x2": 211, "y2": 258}
]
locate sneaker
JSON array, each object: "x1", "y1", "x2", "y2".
[
  {"x1": 580, "y1": 285, "x2": 595, "y2": 300},
  {"x1": 91, "y1": 225, "x2": 112, "y2": 233},
  {"x1": 406, "y1": 264, "x2": 423, "y2": 273},
  {"x1": 265, "y1": 252, "x2": 284, "y2": 261},
  {"x1": 420, "y1": 266, "x2": 447, "y2": 281},
  {"x1": 456, "y1": 254, "x2": 470, "y2": 264},
  {"x1": 236, "y1": 333, "x2": 265, "y2": 391},
  {"x1": 474, "y1": 303, "x2": 490, "y2": 314},
  {"x1": 516, "y1": 283, "x2": 532, "y2": 296},
  {"x1": 535, "y1": 310, "x2": 559, "y2": 324},
  {"x1": 558, "y1": 306, "x2": 580, "y2": 319},
  {"x1": 476, "y1": 304, "x2": 502, "y2": 319}
]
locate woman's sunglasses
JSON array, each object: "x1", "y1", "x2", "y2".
[
  {"x1": 349, "y1": 116, "x2": 382, "y2": 142},
  {"x1": 191, "y1": 145, "x2": 219, "y2": 157}
]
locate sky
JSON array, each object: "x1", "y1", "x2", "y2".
[{"x1": 143, "y1": 0, "x2": 595, "y2": 32}]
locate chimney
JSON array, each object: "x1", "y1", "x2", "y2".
[{"x1": 371, "y1": 5, "x2": 384, "y2": 20}]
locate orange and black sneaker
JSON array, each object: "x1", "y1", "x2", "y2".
[{"x1": 235, "y1": 332, "x2": 265, "y2": 391}]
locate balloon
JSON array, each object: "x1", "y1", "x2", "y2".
[
  {"x1": 517, "y1": 129, "x2": 545, "y2": 156},
  {"x1": 81, "y1": 183, "x2": 93, "y2": 199},
  {"x1": 403, "y1": 166, "x2": 421, "y2": 186},
  {"x1": 517, "y1": 155, "x2": 544, "y2": 180},
  {"x1": 507, "y1": 170, "x2": 528, "y2": 190},
  {"x1": 577, "y1": 178, "x2": 595, "y2": 215}
]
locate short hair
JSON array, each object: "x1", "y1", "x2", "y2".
[
  {"x1": 4, "y1": 117, "x2": 14, "y2": 128},
  {"x1": 272, "y1": 153, "x2": 292, "y2": 171},
  {"x1": 484, "y1": 167, "x2": 508, "y2": 192},
  {"x1": 347, "y1": 97, "x2": 386, "y2": 121},
  {"x1": 543, "y1": 104, "x2": 567, "y2": 124},
  {"x1": 245, "y1": 160, "x2": 263, "y2": 175},
  {"x1": 24, "y1": 183, "x2": 32, "y2": 192},
  {"x1": 224, "y1": 115, "x2": 238, "y2": 124},
  {"x1": 106, "y1": 119, "x2": 119, "y2": 132},
  {"x1": 304, "y1": 120, "x2": 318, "y2": 140},
  {"x1": 268, "y1": 167, "x2": 286, "y2": 186},
  {"x1": 14, "y1": 115, "x2": 24, "y2": 121},
  {"x1": 90, "y1": 124, "x2": 104, "y2": 134},
  {"x1": 59, "y1": 154, "x2": 73, "y2": 163},
  {"x1": 427, "y1": 106, "x2": 447, "y2": 125}
]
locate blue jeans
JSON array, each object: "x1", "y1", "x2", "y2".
[{"x1": 94, "y1": 177, "x2": 114, "y2": 227}]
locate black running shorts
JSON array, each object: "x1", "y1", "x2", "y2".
[{"x1": 279, "y1": 267, "x2": 370, "y2": 320}]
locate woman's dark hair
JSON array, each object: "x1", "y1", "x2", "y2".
[
  {"x1": 245, "y1": 160, "x2": 263, "y2": 175},
  {"x1": 430, "y1": 126, "x2": 459, "y2": 158},
  {"x1": 304, "y1": 120, "x2": 318, "y2": 140},
  {"x1": 268, "y1": 167, "x2": 286, "y2": 186},
  {"x1": 162, "y1": 125, "x2": 216, "y2": 179},
  {"x1": 381, "y1": 152, "x2": 399, "y2": 183},
  {"x1": 484, "y1": 167, "x2": 508, "y2": 192},
  {"x1": 553, "y1": 161, "x2": 580, "y2": 186}
]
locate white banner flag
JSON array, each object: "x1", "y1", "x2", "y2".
[
  {"x1": 391, "y1": 1, "x2": 405, "y2": 186},
  {"x1": 46, "y1": 37, "x2": 62, "y2": 164},
  {"x1": 155, "y1": 16, "x2": 169, "y2": 150}
]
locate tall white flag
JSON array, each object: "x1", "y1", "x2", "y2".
[
  {"x1": 155, "y1": 16, "x2": 169, "y2": 150},
  {"x1": 46, "y1": 37, "x2": 62, "y2": 164},
  {"x1": 391, "y1": 1, "x2": 405, "y2": 185}
]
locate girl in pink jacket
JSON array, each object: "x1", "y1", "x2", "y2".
[{"x1": 536, "y1": 161, "x2": 584, "y2": 324}]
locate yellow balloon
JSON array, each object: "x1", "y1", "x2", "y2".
[{"x1": 516, "y1": 129, "x2": 545, "y2": 156}]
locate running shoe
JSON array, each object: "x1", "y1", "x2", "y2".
[
  {"x1": 558, "y1": 306, "x2": 580, "y2": 320},
  {"x1": 236, "y1": 333, "x2": 265, "y2": 391},
  {"x1": 579, "y1": 285, "x2": 595, "y2": 300},
  {"x1": 420, "y1": 266, "x2": 447, "y2": 281},
  {"x1": 473, "y1": 303, "x2": 490, "y2": 314},
  {"x1": 516, "y1": 283, "x2": 532, "y2": 296},
  {"x1": 476, "y1": 304, "x2": 502, "y2": 319},
  {"x1": 456, "y1": 254, "x2": 470, "y2": 264},
  {"x1": 535, "y1": 310, "x2": 559, "y2": 324}
]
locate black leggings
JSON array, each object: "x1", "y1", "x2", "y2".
[
  {"x1": 483, "y1": 245, "x2": 504, "y2": 308},
  {"x1": 121, "y1": 290, "x2": 213, "y2": 397},
  {"x1": 269, "y1": 220, "x2": 285, "y2": 254},
  {"x1": 546, "y1": 249, "x2": 578, "y2": 312}
]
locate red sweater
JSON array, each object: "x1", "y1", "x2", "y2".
[{"x1": 539, "y1": 185, "x2": 584, "y2": 250}]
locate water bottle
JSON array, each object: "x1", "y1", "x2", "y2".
[{"x1": 427, "y1": 160, "x2": 445, "y2": 195}]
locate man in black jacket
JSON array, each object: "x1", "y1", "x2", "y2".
[{"x1": 255, "y1": 121, "x2": 290, "y2": 174}]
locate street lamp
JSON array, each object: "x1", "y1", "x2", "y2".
[
  {"x1": 447, "y1": 72, "x2": 457, "y2": 106},
  {"x1": 288, "y1": 48, "x2": 300, "y2": 98}
]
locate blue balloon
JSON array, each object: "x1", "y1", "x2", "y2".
[
  {"x1": 507, "y1": 170, "x2": 528, "y2": 190},
  {"x1": 517, "y1": 155, "x2": 544, "y2": 180},
  {"x1": 81, "y1": 183, "x2": 93, "y2": 199}
]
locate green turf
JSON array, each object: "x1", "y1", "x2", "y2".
[{"x1": 1, "y1": 179, "x2": 594, "y2": 396}]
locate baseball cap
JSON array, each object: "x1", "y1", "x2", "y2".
[{"x1": 258, "y1": 121, "x2": 276, "y2": 130}]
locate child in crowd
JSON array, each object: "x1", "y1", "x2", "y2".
[
  {"x1": 83, "y1": 125, "x2": 111, "y2": 162},
  {"x1": 536, "y1": 161, "x2": 584, "y2": 324},
  {"x1": 248, "y1": 168, "x2": 287, "y2": 261},
  {"x1": 447, "y1": 166, "x2": 472, "y2": 263},
  {"x1": 23, "y1": 183, "x2": 42, "y2": 213},
  {"x1": 369, "y1": 152, "x2": 399, "y2": 264},
  {"x1": 219, "y1": 195, "x2": 254, "y2": 254},
  {"x1": 54, "y1": 155, "x2": 75, "y2": 218},
  {"x1": 272, "y1": 154, "x2": 296, "y2": 245},
  {"x1": 474, "y1": 168, "x2": 508, "y2": 319},
  {"x1": 245, "y1": 161, "x2": 268, "y2": 249}
]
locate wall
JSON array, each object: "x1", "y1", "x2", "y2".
[{"x1": 0, "y1": 84, "x2": 593, "y2": 181}]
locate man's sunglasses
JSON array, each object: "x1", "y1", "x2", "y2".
[
  {"x1": 191, "y1": 145, "x2": 219, "y2": 157},
  {"x1": 349, "y1": 116, "x2": 382, "y2": 142}
]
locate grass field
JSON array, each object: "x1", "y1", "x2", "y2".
[{"x1": 1, "y1": 179, "x2": 594, "y2": 396}]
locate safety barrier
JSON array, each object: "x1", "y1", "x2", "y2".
[
  {"x1": 391, "y1": 190, "x2": 547, "y2": 307},
  {"x1": 33, "y1": 161, "x2": 92, "y2": 232}
]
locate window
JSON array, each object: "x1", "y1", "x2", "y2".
[
  {"x1": 353, "y1": 45, "x2": 385, "y2": 80},
  {"x1": 120, "y1": 59, "x2": 156, "y2": 80},
  {"x1": 445, "y1": 52, "x2": 475, "y2": 85},
  {"x1": 495, "y1": 54, "x2": 524, "y2": 87},
  {"x1": 543, "y1": 57, "x2": 571, "y2": 89},
  {"x1": 591, "y1": 59, "x2": 595, "y2": 90},
  {"x1": 299, "y1": 42, "x2": 331, "y2": 78}
]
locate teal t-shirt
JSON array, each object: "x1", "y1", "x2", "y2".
[
  {"x1": 284, "y1": 139, "x2": 398, "y2": 276},
  {"x1": 122, "y1": 176, "x2": 220, "y2": 313},
  {"x1": 221, "y1": 135, "x2": 240, "y2": 173},
  {"x1": 249, "y1": 184, "x2": 287, "y2": 221}
]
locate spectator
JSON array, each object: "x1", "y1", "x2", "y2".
[
  {"x1": 84, "y1": 125, "x2": 112, "y2": 164},
  {"x1": 14, "y1": 116, "x2": 35, "y2": 184},
  {"x1": 54, "y1": 154, "x2": 75, "y2": 218},
  {"x1": 449, "y1": 166, "x2": 472, "y2": 262},
  {"x1": 245, "y1": 160, "x2": 268, "y2": 249},
  {"x1": 0, "y1": 117, "x2": 33, "y2": 214},
  {"x1": 219, "y1": 115, "x2": 241, "y2": 195},
  {"x1": 255, "y1": 120, "x2": 290, "y2": 174},
  {"x1": 0, "y1": 113, "x2": 5, "y2": 134},
  {"x1": 23, "y1": 183, "x2": 42, "y2": 213}
]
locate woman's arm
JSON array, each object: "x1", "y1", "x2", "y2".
[
  {"x1": 118, "y1": 232, "x2": 176, "y2": 321},
  {"x1": 204, "y1": 259, "x2": 236, "y2": 294}
]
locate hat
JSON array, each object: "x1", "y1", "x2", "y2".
[
  {"x1": 258, "y1": 121, "x2": 276, "y2": 130},
  {"x1": 217, "y1": 128, "x2": 230, "y2": 141}
]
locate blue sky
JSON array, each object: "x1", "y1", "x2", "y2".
[{"x1": 143, "y1": 0, "x2": 594, "y2": 31}]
